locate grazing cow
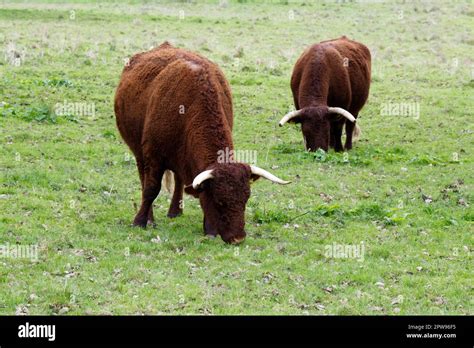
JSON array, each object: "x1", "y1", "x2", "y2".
[
  {"x1": 279, "y1": 36, "x2": 371, "y2": 152},
  {"x1": 114, "y1": 42, "x2": 290, "y2": 244}
]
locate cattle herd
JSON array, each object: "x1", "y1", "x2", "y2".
[{"x1": 114, "y1": 36, "x2": 371, "y2": 244}]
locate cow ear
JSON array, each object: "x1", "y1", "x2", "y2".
[
  {"x1": 250, "y1": 174, "x2": 261, "y2": 183},
  {"x1": 326, "y1": 107, "x2": 357, "y2": 123},
  {"x1": 185, "y1": 170, "x2": 213, "y2": 196},
  {"x1": 279, "y1": 109, "x2": 307, "y2": 126},
  {"x1": 287, "y1": 114, "x2": 304, "y2": 124},
  {"x1": 326, "y1": 112, "x2": 343, "y2": 121},
  {"x1": 184, "y1": 185, "x2": 203, "y2": 197}
]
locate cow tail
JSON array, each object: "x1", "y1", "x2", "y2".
[
  {"x1": 353, "y1": 123, "x2": 361, "y2": 142},
  {"x1": 162, "y1": 170, "x2": 174, "y2": 193}
]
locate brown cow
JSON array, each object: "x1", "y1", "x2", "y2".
[
  {"x1": 114, "y1": 42, "x2": 290, "y2": 244},
  {"x1": 279, "y1": 36, "x2": 371, "y2": 152}
]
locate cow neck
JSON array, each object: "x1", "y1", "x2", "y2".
[
  {"x1": 299, "y1": 54, "x2": 330, "y2": 108},
  {"x1": 185, "y1": 120, "x2": 234, "y2": 184},
  {"x1": 300, "y1": 100, "x2": 328, "y2": 109},
  {"x1": 183, "y1": 67, "x2": 234, "y2": 183},
  {"x1": 299, "y1": 82, "x2": 328, "y2": 108}
]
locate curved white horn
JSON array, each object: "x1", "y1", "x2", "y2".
[
  {"x1": 327, "y1": 107, "x2": 357, "y2": 123},
  {"x1": 279, "y1": 110, "x2": 302, "y2": 126},
  {"x1": 192, "y1": 169, "x2": 214, "y2": 189},
  {"x1": 250, "y1": 165, "x2": 291, "y2": 185}
]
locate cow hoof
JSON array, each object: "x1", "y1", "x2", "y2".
[
  {"x1": 167, "y1": 211, "x2": 182, "y2": 218},
  {"x1": 147, "y1": 220, "x2": 157, "y2": 228},
  {"x1": 132, "y1": 218, "x2": 147, "y2": 228}
]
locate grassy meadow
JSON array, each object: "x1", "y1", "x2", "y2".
[{"x1": 0, "y1": 1, "x2": 472, "y2": 315}]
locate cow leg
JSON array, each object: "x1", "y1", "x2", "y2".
[
  {"x1": 203, "y1": 216, "x2": 218, "y2": 237},
  {"x1": 167, "y1": 173, "x2": 183, "y2": 218},
  {"x1": 332, "y1": 120, "x2": 344, "y2": 152},
  {"x1": 329, "y1": 125, "x2": 336, "y2": 149},
  {"x1": 345, "y1": 112, "x2": 358, "y2": 151},
  {"x1": 136, "y1": 158, "x2": 155, "y2": 226},
  {"x1": 133, "y1": 164, "x2": 164, "y2": 228},
  {"x1": 344, "y1": 121, "x2": 355, "y2": 151}
]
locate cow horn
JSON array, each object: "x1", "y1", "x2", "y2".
[
  {"x1": 250, "y1": 165, "x2": 291, "y2": 185},
  {"x1": 192, "y1": 169, "x2": 214, "y2": 189},
  {"x1": 327, "y1": 107, "x2": 357, "y2": 123},
  {"x1": 278, "y1": 110, "x2": 302, "y2": 126}
]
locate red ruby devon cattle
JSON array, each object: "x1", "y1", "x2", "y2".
[
  {"x1": 279, "y1": 36, "x2": 371, "y2": 152},
  {"x1": 114, "y1": 42, "x2": 290, "y2": 244}
]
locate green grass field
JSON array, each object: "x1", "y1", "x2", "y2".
[{"x1": 0, "y1": 1, "x2": 472, "y2": 315}]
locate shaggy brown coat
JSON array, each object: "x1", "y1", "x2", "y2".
[
  {"x1": 115, "y1": 42, "x2": 283, "y2": 244},
  {"x1": 286, "y1": 36, "x2": 371, "y2": 151}
]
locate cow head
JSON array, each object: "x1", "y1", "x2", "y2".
[
  {"x1": 278, "y1": 106, "x2": 357, "y2": 151},
  {"x1": 185, "y1": 163, "x2": 290, "y2": 244}
]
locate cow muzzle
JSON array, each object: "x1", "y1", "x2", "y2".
[{"x1": 229, "y1": 236, "x2": 246, "y2": 245}]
